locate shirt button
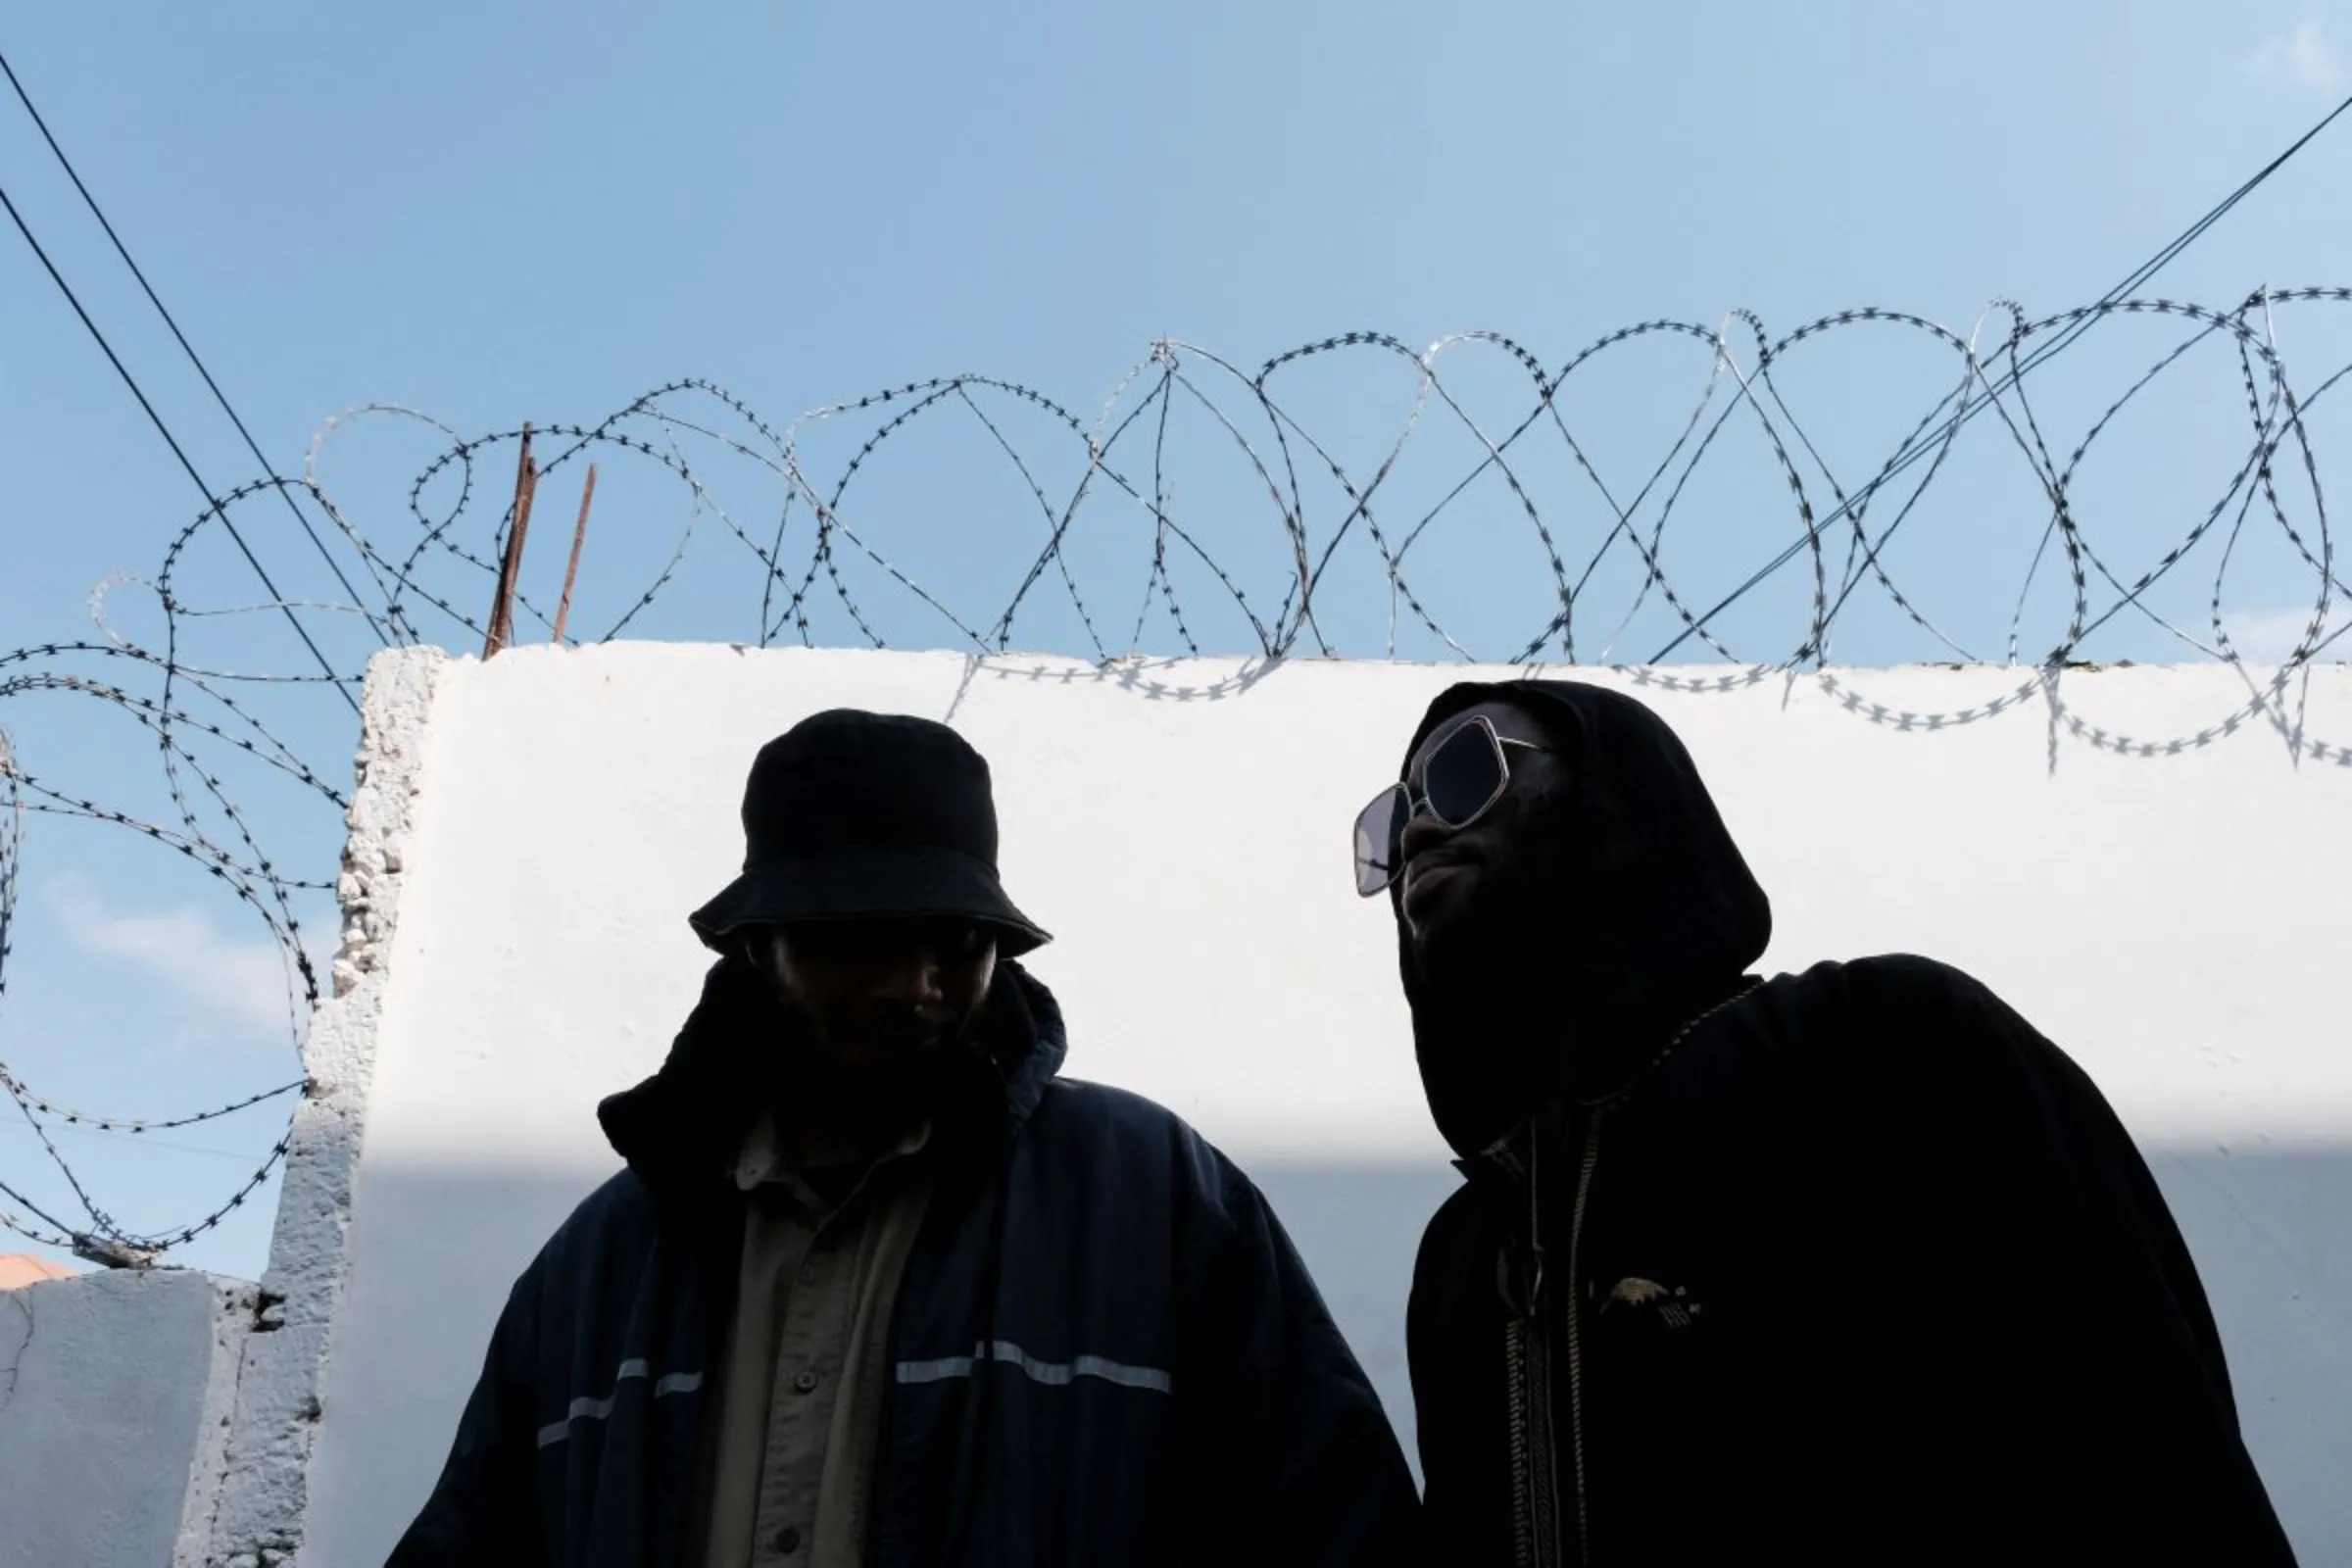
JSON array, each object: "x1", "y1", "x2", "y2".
[
  {"x1": 792, "y1": 1369, "x2": 819, "y2": 1395},
  {"x1": 797, "y1": 1263, "x2": 819, "y2": 1287},
  {"x1": 774, "y1": 1524, "x2": 803, "y2": 1553}
]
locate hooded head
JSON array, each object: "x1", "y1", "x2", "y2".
[{"x1": 1387, "y1": 679, "x2": 1772, "y2": 1155}]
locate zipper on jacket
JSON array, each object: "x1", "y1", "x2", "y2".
[
  {"x1": 1562, "y1": 1107, "x2": 1603, "y2": 1564},
  {"x1": 1538, "y1": 984, "x2": 1754, "y2": 1566},
  {"x1": 1502, "y1": 1130, "x2": 1562, "y2": 1568},
  {"x1": 1504, "y1": 1316, "x2": 1541, "y2": 1567}
]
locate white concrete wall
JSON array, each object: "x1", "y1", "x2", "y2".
[
  {"x1": 0, "y1": 1268, "x2": 253, "y2": 1568},
  {"x1": 231, "y1": 645, "x2": 2352, "y2": 1564},
  {"x1": 203, "y1": 650, "x2": 442, "y2": 1568}
]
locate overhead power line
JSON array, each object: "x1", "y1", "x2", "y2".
[
  {"x1": 1650, "y1": 85, "x2": 2352, "y2": 663},
  {"x1": 0, "y1": 177, "x2": 359, "y2": 710},
  {"x1": 0, "y1": 45, "x2": 400, "y2": 650}
]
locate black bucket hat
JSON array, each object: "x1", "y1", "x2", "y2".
[{"x1": 688, "y1": 710, "x2": 1051, "y2": 957}]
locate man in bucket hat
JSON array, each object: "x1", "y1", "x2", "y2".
[{"x1": 390, "y1": 710, "x2": 1421, "y2": 1568}]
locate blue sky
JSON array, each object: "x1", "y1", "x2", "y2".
[{"x1": 3, "y1": 0, "x2": 2351, "y2": 1279}]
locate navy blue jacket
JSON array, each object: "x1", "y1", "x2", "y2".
[{"x1": 387, "y1": 960, "x2": 1421, "y2": 1566}]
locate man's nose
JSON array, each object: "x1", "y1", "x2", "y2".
[{"x1": 877, "y1": 952, "x2": 947, "y2": 1007}]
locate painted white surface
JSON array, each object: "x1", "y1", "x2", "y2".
[
  {"x1": 269, "y1": 646, "x2": 2352, "y2": 1564},
  {"x1": 0, "y1": 1269, "x2": 251, "y2": 1568}
]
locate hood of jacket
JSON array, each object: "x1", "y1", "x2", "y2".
[
  {"x1": 1394, "y1": 678, "x2": 1772, "y2": 1157},
  {"x1": 597, "y1": 953, "x2": 1068, "y2": 1196}
]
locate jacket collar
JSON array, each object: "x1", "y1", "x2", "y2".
[{"x1": 597, "y1": 957, "x2": 1068, "y2": 1200}]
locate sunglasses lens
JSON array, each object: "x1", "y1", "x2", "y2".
[
  {"x1": 1352, "y1": 786, "x2": 1410, "y2": 896},
  {"x1": 1423, "y1": 721, "x2": 1507, "y2": 826}
]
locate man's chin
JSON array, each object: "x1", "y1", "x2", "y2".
[
  {"x1": 827, "y1": 1049, "x2": 942, "y2": 1092},
  {"x1": 838, "y1": 1039, "x2": 989, "y2": 1103},
  {"x1": 1403, "y1": 895, "x2": 1523, "y2": 997}
]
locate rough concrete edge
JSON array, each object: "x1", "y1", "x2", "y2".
[
  {"x1": 173, "y1": 1274, "x2": 262, "y2": 1568},
  {"x1": 199, "y1": 646, "x2": 449, "y2": 1568}
]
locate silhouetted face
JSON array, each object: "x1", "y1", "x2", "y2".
[
  {"x1": 1396, "y1": 700, "x2": 1571, "y2": 962},
  {"x1": 746, "y1": 916, "x2": 999, "y2": 1097}
]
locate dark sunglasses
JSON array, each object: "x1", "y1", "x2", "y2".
[{"x1": 1351, "y1": 714, "x2": 1550, "y2": 897}]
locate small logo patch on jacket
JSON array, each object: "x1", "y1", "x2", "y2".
[{"x1": 1600, "y1": 1277, "x2": 1700, "y2": 1330}]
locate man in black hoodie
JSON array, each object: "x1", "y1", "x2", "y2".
[
  {"x1": 1353, "y1": 679, "x2": 2295, "y2": 1565},
  {"x1": 390, "y1": 709, "x2": 1419, "y2": 1566}
]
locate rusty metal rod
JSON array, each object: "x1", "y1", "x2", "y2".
[
  {"x1": 483, "y1": 422, "x2": 538, "y2": 659},
  {"x1": 552, "y1": 462, "x2": 597, "y2": 645}
]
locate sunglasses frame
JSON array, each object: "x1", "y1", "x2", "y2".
[{"x1": 1352, "y1": 713, "x2": 1549, "y2": 897}]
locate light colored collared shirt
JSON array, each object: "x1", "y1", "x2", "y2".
[{"x1": 695, "y1": 1110, "x2": 934, "y2": 1567}]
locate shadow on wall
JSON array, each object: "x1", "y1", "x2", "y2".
[
  {"x1": 947, "y1": 652, "x2": 1279, "y2": 719},
  {"x1": 1180, "y1": 1147, "x2": 2352, "y2": 1556},
  {"x1": 2141, "y1": 1141, "x2": 2352, "y2": 1560},
  {"x1": 953, "y1": 655, "x2": 2352, "y2": 776},
  {"x1": 299, "y1": 1155, "x2": 1453, "y2": 1567},
  {"x1": 305, "y1": 1145, "x2": 2350, "y2": 1567}
]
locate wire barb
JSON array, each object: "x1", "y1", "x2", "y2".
[{"x1": 6, "y1": 288, "x2": 2352, "y2": 1259}]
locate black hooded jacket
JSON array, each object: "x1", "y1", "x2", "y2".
[
  {"x1": 387, "y1": 958, "x2": 1421, "y2": 1567},
  {"x1": 1397, "y1": 680, "x2": 2296, "y2": 1566}
]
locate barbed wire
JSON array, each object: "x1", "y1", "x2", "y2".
[{"x1": 4, "y1": 286, "x2": 2348, "y2": 1262}]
